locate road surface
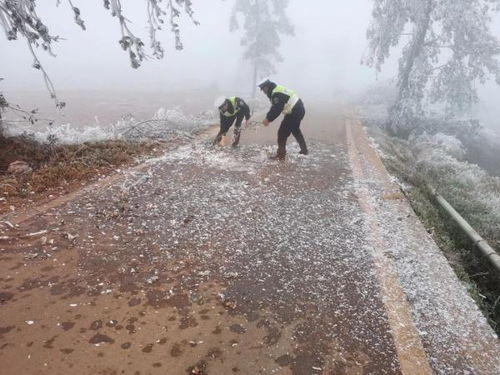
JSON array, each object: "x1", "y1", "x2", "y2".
[{"x1": 0, "y1": 105, "x2": 498, "y2": 374}]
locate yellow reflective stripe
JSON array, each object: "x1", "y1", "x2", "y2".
[
  {"x1": 222, "y1": 97, "x2": 240, "y2": 117},
  {"x1": 272, "y1": 85, "x2": 296, "y2": 98},
  {"x1": 272, "y1": 85, "x2": 299, "y2": 114}
]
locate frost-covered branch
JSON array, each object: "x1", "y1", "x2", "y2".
[
  {"x1": 0, "y1": 0, "x2": 69, "y2": 107},
  {"x1": 67, "y1": 0, "x2": 85, "y2": 31},
  {"x1": 366, "y1": 0, "x2": 500, "y2": 138},
  {"x1": 103, "y1": 0, "x2": 146, "y2": 69},
  {"x1": 26, "y1": 39, "x2": 65, "y2": 109},
  {"x1": 0, "y1": 88, "x2": 54, "y2": 135},
  {"x1": 0, "y1": 0, "x2": 198, "y2": 105},
  {"x1": 104, "y1": 0, "x2": 198, "y2": 68}
]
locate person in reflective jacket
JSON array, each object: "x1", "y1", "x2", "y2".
[
  {"x1": 213, "y1": 96, "x2": 251, "y2": 147},
  {"x1": 258, "y1": 79, "x2": 308, "y2": 160}
]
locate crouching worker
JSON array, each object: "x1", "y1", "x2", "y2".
[
  {"x1": 213, "y1": 96, "x2": 251, "y2": 147},
  {"x1": 258, "y1": 79, "x2": 308, "y2": 160}
]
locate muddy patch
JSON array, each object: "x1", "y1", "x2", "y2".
[
  {"x1": 0, "y1": 325, "x2": 15, "y2": 339},
  {"x1": 170, "y1": 342, "x2": 183, "y2": 357},
  {"x1": 128, "y1": 297, "x2": 142, "y2": 307},
  {"x1": 61, "y1": 321, "x2": 75, "y2": 331}
]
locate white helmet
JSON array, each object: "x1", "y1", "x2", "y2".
[{"x1": 214, "y1": 96, "x2": 227, "y2": 108}]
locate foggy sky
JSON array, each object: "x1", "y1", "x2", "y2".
[
  {"x1": 0, "y1": 1, "x2": 384, "y2": 94},
  {"x1": 1, "y1": 0, "x2": 500, "y2": 127}
]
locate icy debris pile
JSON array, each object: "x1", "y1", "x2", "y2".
[
  {"x1": 119, "y1": 107, "x2": 216, "y2": 141},
  {"x1": 6, "y1": 121, "x2": 121, "y2": 144},
  {"x1": 4, "y1": 107, "x2": 217, "y2": 144}
]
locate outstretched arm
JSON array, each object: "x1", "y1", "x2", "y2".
[
  {"x1": 266, "y1": 94, "x2": 286, "y2": 122},
  {"x1": 242, "y1": 101, "x2": 251, "y2": 121}
]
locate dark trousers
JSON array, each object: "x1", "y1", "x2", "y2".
[
  {"x1": 214, "y1": 112, "x2": 245, "y2": 146},
  {"x1": 277, "y1": 100, "x2": 308, "y2": 156}
]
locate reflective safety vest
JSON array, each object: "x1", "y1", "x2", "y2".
[
  {"x1": 222, "y1": 97, "x2": 241, "y2": 117},
  {"x1": 272, "y1": 85, "x2": 300, "y2": 115}
]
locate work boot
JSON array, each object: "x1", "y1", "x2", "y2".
[
  {"x1": 232, "y1": 131, "x2": 241, "y2": 148},
  {"x1": 213, "y1": 135, "x2": 221, "y2": 146},
  {"x1": 213, "y1": 132, "x2": 225, "y2": 146},
  {"x1": 295, "y1": 134, "x2": 308, "y2": 155}
]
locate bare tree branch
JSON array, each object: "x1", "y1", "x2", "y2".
[{"x1": 0, "y1": 0, "x2": 199, "y2": 105}]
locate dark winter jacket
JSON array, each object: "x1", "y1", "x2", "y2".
[
  {"x1": 219, "y1": 97, "x2": 251, "y2": 126},
  {"x1": 265, "y1": 83, "x2": 301, "y2": 122}
]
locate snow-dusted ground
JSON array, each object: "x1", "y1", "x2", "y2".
[
  {"x1": 0, "y1": 111, "x2": 498, "y2": 374},
  {"x1": 347, "y1": 119, "x2": 499, "y2": 374}
]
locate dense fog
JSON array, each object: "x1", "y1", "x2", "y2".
[{"x1": 1, "y1": 0, "x2": 500, "y2": 130}]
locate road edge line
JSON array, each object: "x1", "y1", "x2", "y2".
[{"x1": 345, "y1": 113, "x2": 433, "y2": 374}]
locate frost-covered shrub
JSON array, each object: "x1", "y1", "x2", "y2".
[
  {"x1": 412, "y1": 133, "x2": 466, "y2": 160},
  {"x1": 3, "y1": 107, "x2": 216, "y2": 144},
  {"x1": 367, "y1": 119, "x2": 500, "y2": 245},
  {"x1": 363, "y1": 104, "x2": 500, "y2": 331}
]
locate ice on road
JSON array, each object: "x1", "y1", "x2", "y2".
[{"x1": 0, "y1": 108, "x2": 498, "y2": 374}]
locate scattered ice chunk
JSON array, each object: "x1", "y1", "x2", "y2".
[{"x1": 146, "y1": 276, "x2": 159, "y2": 284}]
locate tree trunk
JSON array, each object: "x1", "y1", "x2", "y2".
[
  {"x1": 251, "y1": 61, "x2": 258, "y2": 100},
  {"x1": 389, "y1": 0, "x2": 434, "y2": 138},
  {"x1": 251, "y1": 0, "x2": 260, "y2": 101}
]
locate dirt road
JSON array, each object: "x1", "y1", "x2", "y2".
[{"x1": 1, "y1": 105, "x2": 498, "y2": 374}]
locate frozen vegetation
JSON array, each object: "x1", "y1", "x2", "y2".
[
  {"x1": 356, "y1": 85, "x2": 500, "y2": 246},
  {"x1": 355, "y1": 86, "x2": 500, "y2": 331},
  {"x1": 3, "y1": 107, "x2": 217, "y2": 145}
]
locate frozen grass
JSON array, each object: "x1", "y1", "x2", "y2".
[
  {"x1": 363, "y1": 119, "x2": 500, "y2": 334},
  {"x1": 0, "y1": 106, "x2": 215, "y2": 212},
  {"x1": 0, "y1": 132, "x2": 165, "y2": 208}
]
